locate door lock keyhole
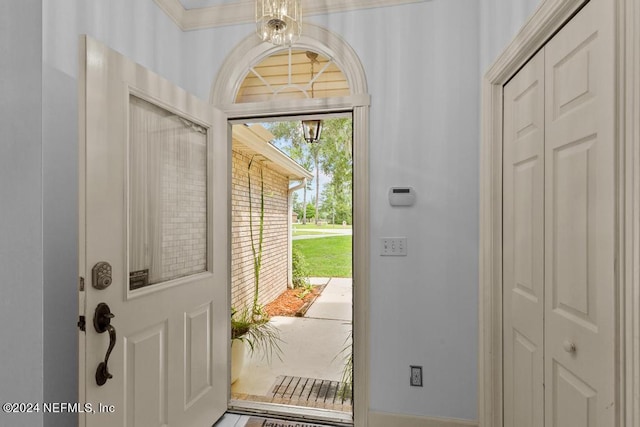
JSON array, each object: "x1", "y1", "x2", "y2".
[{"x1": 92, "y1": 262, "x2": 112, "y2": 290}]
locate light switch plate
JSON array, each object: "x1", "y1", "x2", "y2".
[{"x1": 380, "y1": 237, "x2": 407, "y2": 256}]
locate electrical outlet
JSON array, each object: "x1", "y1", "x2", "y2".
[
  {"x1": 380, "y1": 237, "x2": 407, "y2": 256},
  {"x1": 410, "y1": 365, "x2": 423, "y2": 387}
]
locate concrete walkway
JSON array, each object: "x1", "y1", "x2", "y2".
[
  {"x1": 305, "y1": 277, "x2": 352, "y2": 321},
  {"x1": 292, "y1": 228, "x2": 352, "y2": 240},
  {"x1": 231, "y1": 277, "x2": 352, "y2": 397}
]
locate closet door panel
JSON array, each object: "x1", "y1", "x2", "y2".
[
  {"x1": 544, "y1": 0, "x2": 616, "y2": 425},
  {"x1": 502, "y1": 49, "x2": 545, "y2": 427}
]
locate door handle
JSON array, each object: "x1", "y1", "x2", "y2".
[
  {"x1": 563, "y1": 340, "x2": 576, "y2": 354},
  {"x1": 93, "y1": 303, "x2": 116, "y2": 386}
]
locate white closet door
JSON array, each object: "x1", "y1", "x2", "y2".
[
  {"x1": 502, "y1": 49, "x2": 545, "y2": 427},
  {"x1": 544, "y1": 0, "x2": 616, "y2": 425}
]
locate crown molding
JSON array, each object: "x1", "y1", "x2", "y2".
[
  {"x1": 155, "y1": 0, "x2": 426, "y2": 30},
  {"x1": 154, "y1": 0, "x2": 186, "y2": 29}
]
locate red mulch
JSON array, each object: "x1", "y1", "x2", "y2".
[{"x1": 264, "y1": 286, "x2": 323, "y2": 317}]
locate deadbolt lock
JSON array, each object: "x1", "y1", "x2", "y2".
[{"x1": 92, "y1": 262, "x2": 112, "y2": 290}]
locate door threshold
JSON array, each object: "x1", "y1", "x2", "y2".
[{"x1": 228, "y1": 399, "x2": 353, "y2": 426}]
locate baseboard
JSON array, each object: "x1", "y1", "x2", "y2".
[{"x1": 368, "y1": 411, "x2": 478, "y2": 427}]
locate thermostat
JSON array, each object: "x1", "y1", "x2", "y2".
[{"x1": 388, "y1": 187, "x2": 416, "y2": 206}]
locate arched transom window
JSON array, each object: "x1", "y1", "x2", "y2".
[{"x1": 235, "y1": 48, "x2": 350, "y2": 103}]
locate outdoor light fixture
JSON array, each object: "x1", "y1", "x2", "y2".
[
  {"x1": 301, "y1": 51, "x2": 322, "y2": 143},
  {"x1": 301, "y1": 120, "x2": 323, "y2": 143},
  {"x1": 256, "y1": 0, "x2": 301, "y2": 46}
]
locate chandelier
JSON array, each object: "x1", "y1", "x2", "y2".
[{"x1": 256, "y1": 0, "x2": 302, "y2": 46}]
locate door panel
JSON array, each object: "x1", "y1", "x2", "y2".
[
  {"x1": 544, "y1": 0, "x2": 615, "y2": 425},
  {"x1": 185, "y1": 303, "x2": 214, "y2": 407},
  {"x1": 125, "y1": 322, "x2": 168, "y2": 427},
  {"x1": 512, "y1": 330, "x2": 538, "y2": 427},
  {"x1": 79, "y1": 36, "x2": 229, "y2": 427},
  {"x1": 551, "y1": 137, "x2": 597, "y2": 330},
  {"x1": 502, "y1": 49, "x2": 545, "y2": 427},
  {"x1": 552, "y1": 361, "x2": 597, "y2": 427}
]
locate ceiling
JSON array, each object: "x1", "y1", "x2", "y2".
[
  {"x1": 157, "y1": 0, "x2": 428, "y2": 30},
  {"x1": 178, "y1": 0, "x2": 238, "y2": 9}
]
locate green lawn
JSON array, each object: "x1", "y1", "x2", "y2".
[{"x1": 293, "y1": 235, "x2": 352, "y2": 278}]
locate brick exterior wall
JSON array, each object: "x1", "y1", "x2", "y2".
[
  {"x1": 231, "y1": 150, "x2": 289, "y2": 311},
  {"x1": 129, "y1": 95, "x2": 208, "y2": 285},
  {"x1": 160, "y1": 134, "x2": 207, "y2": 282}
]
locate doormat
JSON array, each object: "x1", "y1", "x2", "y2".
[
  {"x1": 245, "y1": 417, "x2": 336, "y2": 427},
  {"x1": 267, "y1": 376, "x2": 352, "y2": 406},
  {"x1": 232, "y1": 376, "x2": 352, "y2": 412}
]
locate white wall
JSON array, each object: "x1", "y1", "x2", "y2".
[
  {"x1": 0, "y1": 0, "x2": 544, "y2": 425},
  {"x1": 0, "y1": 2, "x2": 44, "y2": 427},
  {"x1": 479, "y1": 0, "x2": 542, "y2": 73},
  {"x1": 309, "y1": 2, "x2": 480, "y2": 420}
]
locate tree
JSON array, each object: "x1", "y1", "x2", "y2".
[
  {"x1": 319, "y1": 118, "x2": 352, "y2": 203},
  {"x1": 316, "y1": 118, "x2": 352, "y2": 225},
  {"x1": 267, "y1": 118, "x2": 353, "y2": 225},
  {"x1": 308, "y1": 142, "x2": 323, "y2": 224},
  {"x1": 320, "y1": 185, "x2": 337, "y2": 224},
  {"x1": 268, "y1": 121, "x2": 313, "y2": 223},
  {"x1": 292, "y1": 192, "x2": 303, "y2": 218},
  {"x1": 305, "y1": 201, "x2": 316, "y2": 221},
  {"x1": 321, "y1": 183, "x2": 352, "y2": 225}
]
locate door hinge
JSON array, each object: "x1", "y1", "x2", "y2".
[
  {"x1": 79, "y1": 276, "x2": 85, "y2": 291},
  {"x1": 78, "y1": 315, "x2": 86, "y2": 332}
]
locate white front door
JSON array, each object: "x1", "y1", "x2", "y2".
[{"x1": 78, "y1": 36, "x2": 229, "y2": 427}]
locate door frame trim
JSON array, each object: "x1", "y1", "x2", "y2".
[
  {"x1": 211, "y1": 25, "x2": 370, "y2": 427},
  {"x1": 478, "y1": 0, "x2": 640, "y2": 426}
]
